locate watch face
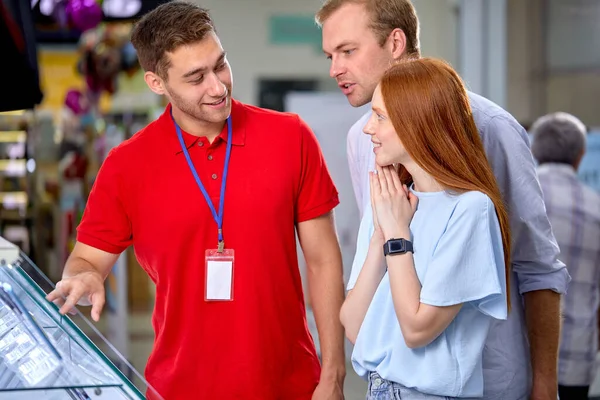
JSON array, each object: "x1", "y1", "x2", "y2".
[{"x1": 389, "y1": 240, "x2": 406, "y2": 253}]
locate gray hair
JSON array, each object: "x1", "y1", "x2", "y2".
[{"x1": 530, "y1": 112, "x2": 587, "y2": 166}]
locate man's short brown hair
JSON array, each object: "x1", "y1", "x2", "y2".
[
  {"x1": 130, "y1": 1, "x2": 216, "y2": 80},
  {"x1": 315, "y1": 0, "x2": 420, "y2": 58}
]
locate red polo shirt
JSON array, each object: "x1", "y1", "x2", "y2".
[{"x1": 76, "y1": 99, "x2": 339, "y2": 400}]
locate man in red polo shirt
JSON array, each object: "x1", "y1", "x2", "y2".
[{"x1": 45, "y1": 2, "x2": 346, "y2": 399}]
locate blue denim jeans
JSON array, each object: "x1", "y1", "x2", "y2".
[{"x1": 366, "y1": 372, "x2": 454, "y2": 400}]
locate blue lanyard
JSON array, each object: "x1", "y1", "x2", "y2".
[{"x1": 174, "y1": 115, "x2": 232, "y2": 251}]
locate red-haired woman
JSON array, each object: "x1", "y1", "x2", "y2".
[{"x1": 340, "y1": 58, "x2": 511, "y2": 399}]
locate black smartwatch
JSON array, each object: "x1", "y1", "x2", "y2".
[{"x1": 383, "y1": 238, "x2": 413, "y2": 256}]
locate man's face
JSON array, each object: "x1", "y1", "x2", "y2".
[
  {"x1": 162, "y1": 32, "x2": 233, "y2": 126},
  {"x1": 322, "y1": 3, "x2": 396, "y2": 107}
]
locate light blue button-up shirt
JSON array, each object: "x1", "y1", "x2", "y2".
[{"x1": 346, "y1": 92, "x2": 571, "y2": 399}]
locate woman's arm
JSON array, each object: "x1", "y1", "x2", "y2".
[
  {"x1": 384, "y1": 232, "x2": 462, "y2": 348},
  {"x1": 371, "y1": 166, "x2": 507, "y2": 349},
  {"x1": 340, "y1": 170, "x2": 388, "y2": 344},
  {"x1": 339, "y1": 236, "x2": 386, "y2": 344},
  {"x1": 372, "y1": 166, "x2": 462, "y2": 348}
]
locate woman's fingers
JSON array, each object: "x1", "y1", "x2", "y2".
[
  {"x1": 382, "y1": 165, "x2": 395, "y2": 193},
  {"x1": 371, "y1": 170, "x2": 382, "y2": 197},
  {"x1": 409, "y1": 191, "x2": 419, "y2": 212},
  {"x1": 377, "y1": 165, "x2": 389, "y2": 195},
  {"x1": 387, "y1": 165, "x2": 403, "y2": 193}
]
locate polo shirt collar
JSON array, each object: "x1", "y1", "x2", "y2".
[{"x1": 157, "y1": 99, "x2": 246, "y2": 155}]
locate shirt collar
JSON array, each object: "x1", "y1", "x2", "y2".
[
  {"x1": 156, "y1": 98, "x2": 246, "y2": 155},
  {"x1": 537, "y1": 162, "x2": 577, "y2": 177}
]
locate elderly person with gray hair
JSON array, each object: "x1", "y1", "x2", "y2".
[{"x1": 532, "y1": 112, "x2": 600, "y2": 400}]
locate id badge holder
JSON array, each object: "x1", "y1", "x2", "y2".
[{"x1": 205, "y1": 248, "x2": 235, "y2": 301}]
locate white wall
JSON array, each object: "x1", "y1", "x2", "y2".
[
  {"x1": 413, "y1": 0, "x2": 459, "y2": 68},
  {"x1": 458, "y1": 0, "x2": 507, "y2": 108},
  {"x1": 190, "y1": 0, "x2": 459, "y2": 104}
]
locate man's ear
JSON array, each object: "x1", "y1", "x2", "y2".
[
  {"x1": 573, "y1": 149, "x2": 586, "y2": 171},
  {"x1": 144, "y1": 71, "x2": 167, "y2": 96},
  {"x1": 388, "y1": 28, "x2": 407, "y2": 60}
]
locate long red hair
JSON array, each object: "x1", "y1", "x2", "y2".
[{"x1": 380, "y1": 58, "x2": 511, "y2": 309}]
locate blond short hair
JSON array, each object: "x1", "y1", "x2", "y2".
[{"x1": 315, "y1": 0, "x2": 420, "y2": 57}]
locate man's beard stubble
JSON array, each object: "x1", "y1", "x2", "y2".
[{"x1": 166, "y1": 85, "x2": 231, "y2": 124}]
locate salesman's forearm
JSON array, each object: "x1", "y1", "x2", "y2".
[
  {"x1": 524, "y1": 290, "x2": 561, "y2": 387},
  {"x1": 63, "y1": 242, "x2": 119, "y2": 280},
  {"x1": 307, "y1": 260, "x2": 346, "y2": 381},
  {"x1": 63, "y1": 257, "x2": 105, "y2": 281}
]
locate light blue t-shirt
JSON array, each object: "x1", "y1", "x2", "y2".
[{"x1": 351, "y1": 188, "x2": 508, "y2": 398}]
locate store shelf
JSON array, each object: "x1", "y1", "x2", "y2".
[
  {"x1": 0, "y1": 192, "x2": 27, "y2": 210},
  {"x1": 0, "y1": 132, "x2": 26, "y2": 144},
  {"x1": 0, "y1": 111, "x2": 26, "y2": 117},
  {"x1": 0, "y1": 160, "x2": 26, "y2": 177}
]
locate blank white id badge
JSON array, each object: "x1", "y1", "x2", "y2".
[{"x1": 205, "y1": 249, "x2": 234, "y2": 301}]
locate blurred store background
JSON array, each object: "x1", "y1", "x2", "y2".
[{"x1": 0, "y1": 0, "x2": 599, "y2": 398}]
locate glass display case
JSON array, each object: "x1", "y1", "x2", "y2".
[{"x1": 0, "y1": 237, "x2": 163, "y2": 399}]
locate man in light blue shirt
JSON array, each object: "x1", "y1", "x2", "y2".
[{"x1": 316, "y1": 1, "x2": 571, "y2": 398}]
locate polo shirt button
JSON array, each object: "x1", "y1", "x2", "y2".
[
  {"x1": 211, "y1": 174, "x2": 217, "y2": 179},
  {"x1": 374, "y1": 378, "x2": 382, "y2": 387},
  {"x1": 208, "y1": 155, "x2": 213, "y2": 161},
  {"x1": 198, "y1": 141, "x2": 204, "y2": 147}
]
